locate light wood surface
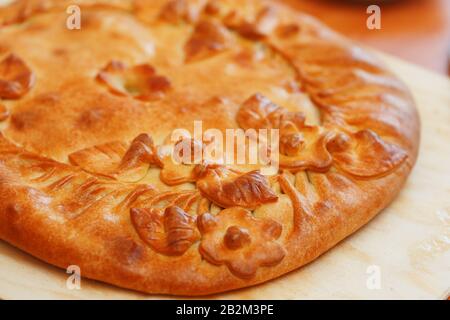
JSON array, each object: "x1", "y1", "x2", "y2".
[{"x1": 0, "y1": 52, "x2": 449, "y2": 300}]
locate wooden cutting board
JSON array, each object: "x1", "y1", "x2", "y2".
[{"x1": 0, "y1": 53, "x2": 449, "y2": 300}]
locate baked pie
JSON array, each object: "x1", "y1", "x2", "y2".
[{"x1": 0, "y1": 0, "x2": 420, "y2": 296}]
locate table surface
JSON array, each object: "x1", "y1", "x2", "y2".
[{"x1": 281, "y1": 0, "x2": 450, "y2": 76}]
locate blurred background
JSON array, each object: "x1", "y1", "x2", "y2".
[{"x1": 280, "y1": 0, "x2": 450, "y2": 76}]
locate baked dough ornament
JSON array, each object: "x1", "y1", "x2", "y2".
[{"x1": 0, "y1": 0, "x2": 419, "y2": 295}]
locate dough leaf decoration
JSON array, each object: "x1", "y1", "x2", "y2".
[
  {"x1": 185, "y1": 19, "x2": 232, "y2": 62},
  {"x1": 236, "y1": 93, "x2": 298, "y2": 130},
  {"x1": 0, "y1": 54, "x2": 35, "y2": 99},
  {"x1": 131, "y1": 189, "x2": 206, "y2": 215},
  {"x1": 159, "y1": 0, "x2": 191, "y2": 23},
  {"x1": 198, "y1": 207, "x2": 285, "y2": 278},
  {"x1": 69, "y1": 133, "x2": 161, "y2": 182},
  {"x1": 278, "y1": 173, "x2": 317, "y2": 233},
  {"x1": 130, "y1": 205, "x2": 200, "y2": 256},
  {"x1": 196, "y1": 165, "x2": 278, "y2": 209},
  {"x1": 224, "y1": 6, "x2": 278, "y2": 40},
  {"x1": 275, "y1": 23, "x2": 301, "y2": 39}
]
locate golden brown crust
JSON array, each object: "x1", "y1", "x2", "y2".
[{"x1": 0, "y1": 0, "x2": 419, "y2": 296}]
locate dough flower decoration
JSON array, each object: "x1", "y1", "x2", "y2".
[
  {"x1": 237, "y1": 93, "x2": 334, "y2": 172},
  {"x1": 159, "y1": 138, "x2": 206, "y2": 186},
  {"x1": 197, "y1": 207, "x2": 286, "y2": 278},
  {"x1": 96, "y1": 60, "x2": 171, "y2": 101},
  {"x1": 326, "y1": 129, "x2": 408, "y2": 178},
  {"x1": 0, "y1": 53, "x2": 35, "y2": 99}
]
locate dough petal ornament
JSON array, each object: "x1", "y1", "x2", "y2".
[
  {"x1": 198, "y1": 207, "x2": 285, "y2": 278},
  {"x1": 97, "y1": 61, "x2": 171, "y2": 101},
  {"x1": 327, "y1": 130, "x2": 408, "y2": 178}
]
